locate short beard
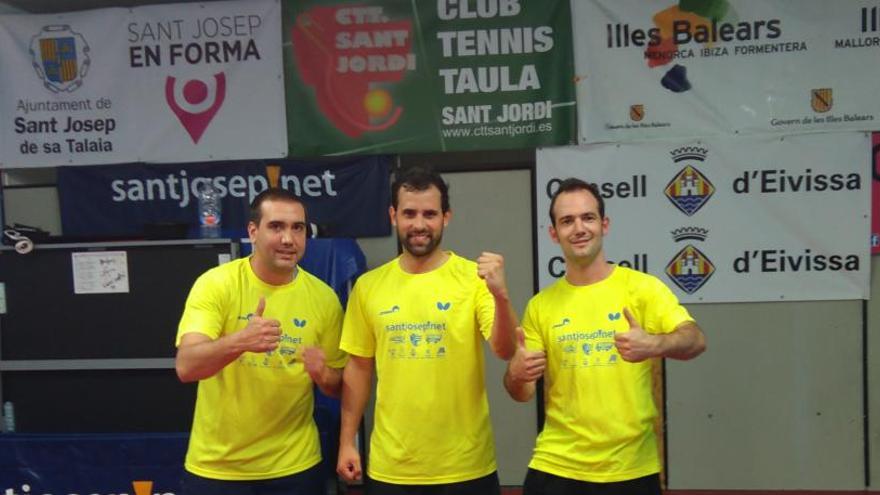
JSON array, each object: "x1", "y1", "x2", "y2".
[{"x1": 399, "y1": 229, "x2": 443, "y2": 258}]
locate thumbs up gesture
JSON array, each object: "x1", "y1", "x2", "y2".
[
  {"x1": 613, "y1": 308, "x2": 659, "y2": 362},
  {"x1": 238, "y1": 296, "x2": 282, "y2": 353},
  {"x1": 508, "y1": 327, "x2": 546, "y2": 383}
]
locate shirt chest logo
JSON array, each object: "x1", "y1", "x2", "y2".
[
  {"x1": 379, "y1": 305, "x2": 400, "y2": 315},
  {"x1": 552, "y1": 317, "x2": 570, "y2": 328}
]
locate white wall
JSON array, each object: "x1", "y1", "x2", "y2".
[{"x1": 667, "y1": 300, "x2": 864, "y2": 489}]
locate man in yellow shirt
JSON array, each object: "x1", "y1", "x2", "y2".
[
  {"x1": 505, "y1": 178, "x2": 706, "y2": 495},
  {"x1": 175, "y1": 188, "x2": 347, "y2": 494},
  {"x1": 336, "y1": 167, "x2": 517, "y2": 494}
]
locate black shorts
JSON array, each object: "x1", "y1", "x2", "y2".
[
  {"x1": 523, "y1": 468, "x2": 660, "y2": 495},
  {"x1": 367, "y1": 471, "x2": 501, "y2": 495},
  {"x1": 180, "y1": 464, "x2": 324, "y2": 495}
]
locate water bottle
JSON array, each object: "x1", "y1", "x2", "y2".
[
  {"x1": 197, "y1": 181, "x2": 222, "y2": 238},
  {"x1": 3, "y1": 401, "x2": 15, "y2": 433}
]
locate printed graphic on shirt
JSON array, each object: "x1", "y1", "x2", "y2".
[
  {"x1": 555, "y1": 311, "x2": 623, "y2": 369},
  {"x1": 381, "y1": 301, "x2": 451, "y2": 360}
]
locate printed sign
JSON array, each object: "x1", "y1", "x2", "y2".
[
  {"x1": 574, "y1": 0, "x2": 880, "y2": 142},
  {"x1": 57, "y1": 157, "x2": 391, "y2": 238},
  {"x1": 0, "y1": 0, "x2": 286, "y2": 167},
  {"x1": 284, "y1": 0, "x2": 576, "y2": 155},
  {"x1": 536, "y1": 132, "x2": 871, "y2": 303}
]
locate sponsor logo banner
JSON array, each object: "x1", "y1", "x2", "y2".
[
  {"x1": 283, "y1": 0, "x2": 576, "y2": 155},
  {"x1": 57, "y1": 156, "x2": 391, "y2": 238},
  {"x1": 0, "y1": 432, "x2": 185, "y2": 495},
  {"x1": 536, "y1": 132, "x2": 870, "y2": 303},
  {"x1": 574, "y1": 0, "x2": 880, "y2": 143},
  {"x1": 0, "y1": 0, "x2": 286, "y2": 167}
]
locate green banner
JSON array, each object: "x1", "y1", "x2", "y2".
[{"x1": 284, "y1": 0, "x2": 575, "y2": 156}]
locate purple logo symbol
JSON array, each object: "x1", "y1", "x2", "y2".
[{"x1": 165, "y1": 73, "x2": 226, "y2": 143}]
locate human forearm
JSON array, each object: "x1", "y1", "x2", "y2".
[
  {"x1": 477, "y1": 251, "x2": 517, "y2": 360},
  {"x1": 175, "y1": 333, "x2": 244, "y2": 382},
  {"x1": 337, "y1": 356, "x2": 371, "y2": 483},
  {"x1": 657, "y1": 322, "x2": 706, "y2": 360},
  {"x1": 489, "y1": 292, "x2": 518, "y2": 360},
  {"x1": 339, "y1": 356, "x2": 373, "y2": 446}
]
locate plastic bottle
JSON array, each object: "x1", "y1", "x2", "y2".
[
  {"x1": 197, "y1": 181, "x2": 222, "y2": 238},
  {"x1": 3, "y1": 401, "x2": 15, "y2": 433}
]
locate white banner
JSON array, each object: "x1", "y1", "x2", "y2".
[
  {"x1": 536, "y1": 133, "x2": 871, "y2": 303},
  {"x1": 574, "y1": 0, "x2": 880, "y2": 143},
  {"x1": 0, "y1": 0, "x2": 285, "y2": 167}
]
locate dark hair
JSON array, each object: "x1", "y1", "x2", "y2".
[
  {"x1": 249, "y1": 187, "x2": 306, "y2": 225},
  {"x1": 549, "y1": 178, "x2": 605, "y2": 226},
  {"x1": 391, "y1": 166, "x2": 450, "y2": 213}
]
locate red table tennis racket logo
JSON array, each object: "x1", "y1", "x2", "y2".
[{"x1": 165, "y1": 73, "x2": 226, "y2": 143}]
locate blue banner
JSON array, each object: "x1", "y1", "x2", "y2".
[
  {"x1": 57, "y1": 157, "x2": 391, "y2": 239},
  {"x1": 0, "y1": 433, "x2": 187, "y2": 495}
]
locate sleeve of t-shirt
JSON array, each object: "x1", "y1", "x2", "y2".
[
  {"x1": 642, "y1": 276, "x2": 694, "y2": 334},
  {"x1": 474, "y1": 278, "x2": 496, "y2": 341},
  {"x1": 521, "y1": 296, "x2": 545, "y2": 352},
  {"x1": 176, "y1": 269, "x2": 226, "y2": 346},
  {"x1": 320, "y1": 295, "x2": 348, "y2": 369},
  {"x1": 339, "y1": 279, "x2": 376, "y2": 358}
]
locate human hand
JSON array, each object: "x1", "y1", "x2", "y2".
[
  {"x1": 614, "y1": 308, "x2": 660, "y2": 362},
  {"x1": 237, "y1": 297, "x2": 282, "y2": 353},
  {"x1": 301, "y1": 346, "x2": 326, "y2": 383},
  {"x1": 508, "y1": 327, "x2": 546, "y2": 383},
  {"x1": 477, "y1": 251, "x2": 508, "y2": 298},
  {"x1": 337, "y1": 443, "x2": 362, "y2": 482}
]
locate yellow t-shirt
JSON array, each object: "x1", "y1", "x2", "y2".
[
  {"x1": 176, "y1": 257, "x2": 347, "y2": 480},
  {"x1": 340, "y1": 252, "x2": 497, "y2": 484},
  {"x1": 522, "y1": 265, "x2": 693, "y2": 483}
]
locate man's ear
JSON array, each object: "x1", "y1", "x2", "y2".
[{"x1": 549, "y1": 224, "x2": 559, "y2": 244}]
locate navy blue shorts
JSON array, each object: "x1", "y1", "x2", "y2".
[
  {"x1": 523, "y1": 469, "x2": 660, "y2": 495},
  {"x1": 180, "y1": 463, "x2": 325, "y2": 495},
  {"x1": 366, "y1": 471, "x2": 500, "y2": 495}
]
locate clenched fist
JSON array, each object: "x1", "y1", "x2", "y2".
[{"x1": 477, "y1": 251, "x2": 509, "y2": 298}]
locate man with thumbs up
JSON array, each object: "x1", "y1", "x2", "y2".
[
  {"x1": 504, "y1": 178, "x2": 706, "y2": 495},
  {"x1": 175, "y1": 188, "x2": 347, "y2": 495}
]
